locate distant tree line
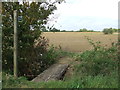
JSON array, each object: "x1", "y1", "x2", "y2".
[
  {"x1": 42, "y1": 27, "x2": 119, "y2": 33},
  {"x1": 43, "y1": 27, "x2": 98, "y2": 32},
  {"x1": 77, "y1": 28, "x2": 95, "y2": 32}
]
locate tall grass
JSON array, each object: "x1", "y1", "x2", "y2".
[
  {"x1": 2, "y1": 38, "x2": 118, "y2": 88},
  {"x1": 73, "y1": 38, "x2": 118, "y2": 88},
  {"x1": 74, "y1": 37, "x2": 118, "y2": 76},
  {"x1": 2, "y1": 72, "x2": 118, "y2": 88}
]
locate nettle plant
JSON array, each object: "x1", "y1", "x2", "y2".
[
  {"x1": 85, "y1": 36, "x2": 102, "y2": 51},
  {"x1": 75, "y1": 37, "x2": 118, "y2": 76}
]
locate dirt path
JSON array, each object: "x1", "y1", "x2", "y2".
[
  {"x1": 57, "y1": 56, "x2": 81, "y2": 80},
  {"x1": 57, "y1": 56, "x2": 74, "y2": 64}
]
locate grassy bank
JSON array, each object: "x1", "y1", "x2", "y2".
[{"x1": 2, "y1": 41, "x2": 118, "y2": 88}]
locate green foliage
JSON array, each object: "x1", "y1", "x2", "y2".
[
  {"x1": 41, "y1": 45, "x2": 62, "y2": 66},
  {"x1": 79, "y1": 28, "x2": 94, "y2": 32},
  {"x1": 103, "y1": 28, "x2": 114, "y2": 34},
  {"x1": 74, "y1": 38, "x2": 118, "y2": 76},
  {"x1": 2, "y1": 40, "x2": 118, "y2": 88},
  {"x1": 79, "y1": 28, "x2": 87, "y2": 32},
  {"x1": 49, "y1": 27, "x2": 60, "y2": 32},
  {"x1": 61, "y1": 30, "x2": 66, "y2": 32},
  {"x1": 2, "y1": 71, "x2": 118, "y2": 88},
  {"x1": 112, "y1": 28, "x2": 118, "y2": 32},
  {"x1": 2, "y1": 2, "x2": 58, "y2": 79},
  {"x1": 85, "y1": 36, "x2": 102, "y2": 51},
  {"x1": 3, "y1": 72, "x2": 80, "y2": 88},
  {"x1": 79, "y1": 74, "x2": 118, "y2": 88},
  {"x1": 75, "y1": 49, "x2": 118, "y2": 76},
  {"x1": 2, "y1": 72, "x2": 28, "y2": 88},
  {"x1": 72, "y1": 39, "x2": 118, "y2": 88}
]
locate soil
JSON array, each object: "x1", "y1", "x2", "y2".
[{"x1": 58, "y1": 56, "x2": 81, "y2": 80}]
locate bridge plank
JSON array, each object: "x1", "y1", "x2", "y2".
[{"x1": 32, "y1": 64, "x2": 69, "y2": 82}]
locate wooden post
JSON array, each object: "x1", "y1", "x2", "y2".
[
  {"x1": 0, "y1": 2, "x2": 2, "y2": 90},
  {"x1": 14, "y1": 10, "x2": 18, "y2": 78}
]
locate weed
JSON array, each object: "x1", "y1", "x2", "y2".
[
  {"x1": 74, "y1": 38, "x2": 118, "y2": 76},
  {"x1": 2, "y1": 38, "x2": 118, "y2": 88}
]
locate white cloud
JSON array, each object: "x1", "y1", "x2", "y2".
[
  {"x1": 48, "y1": 0, "x2": 119, "y2": 31},
  {"x1": 58, "y1": 0, "x2": 118, "y2": 19}
]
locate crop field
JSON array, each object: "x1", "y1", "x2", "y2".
[{"x1": 42, "y1": 32, "x2": 118, "y2": 52}]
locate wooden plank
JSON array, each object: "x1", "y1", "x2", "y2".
[{"x1": 32, "y1": 64, "x2": 69, "y2": 82}]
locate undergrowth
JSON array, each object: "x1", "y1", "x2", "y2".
[{"x1": 2, "y1": 38, "x2": 118, "y2": 88}]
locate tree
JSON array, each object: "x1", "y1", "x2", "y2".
[
  {"x1": 103, "y1": 28, "x2": 113, "y2": 34},
  {"x1": 112, "y1": 28, "x2": 118, "y2": 32},
  {"x1": 61, "y1": 30, "x2": 66, "y2": 32},
  {"x1": 49, "y1": 27, "x2": 60, "y2": 32},
  {"x1": 2, "y1": 1, "x2": 60, "y2": 79},
  {"x1": 79, "y1": 28, "x2": 88, "y2": 32}
]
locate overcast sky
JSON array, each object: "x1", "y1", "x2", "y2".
[{"x1": 47, "y1": 0, "x2": 119, "y2": 31}]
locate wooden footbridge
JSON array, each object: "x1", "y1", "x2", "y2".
[{"x1": 32, "y1": 57, "x2": 73, "y2": 82}]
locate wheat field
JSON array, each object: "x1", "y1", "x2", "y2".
[{"x1": 42, "y1": 32, "x2": 118, "y2": 52}]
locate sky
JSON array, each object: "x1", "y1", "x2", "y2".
[{"x1": 47, "y1": 0, "x2": 119, "y2": 31}]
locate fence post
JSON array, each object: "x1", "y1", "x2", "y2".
[{"x1": 14, "y1": 10, "x2": 18, "y2": 78}]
